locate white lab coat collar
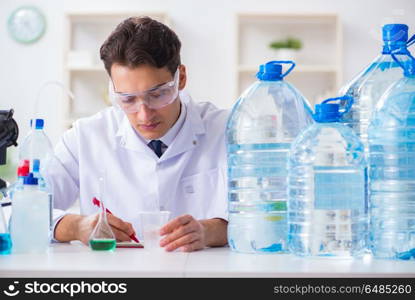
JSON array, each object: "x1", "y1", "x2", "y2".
[{"x1": 115, "y1": 91, "x2": 205, "y2": 161}]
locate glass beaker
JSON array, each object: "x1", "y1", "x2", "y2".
[
  {"x1": 0, "y1": 203, "x2": 12, "y2": 255},
  {"x1": 139, "y1": 211, "x2": 171, "y2": 251},
  {"x1": 88, "y1": 176, "x2": 116, "y2": 251}
]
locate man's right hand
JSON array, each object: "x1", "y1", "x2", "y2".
[{"x1": 55, "y1": 213, "x2": 136, "y2": 245}]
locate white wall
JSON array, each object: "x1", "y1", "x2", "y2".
[{"x1": 1, "y1": 0, "x2": 414, "y2": 148}]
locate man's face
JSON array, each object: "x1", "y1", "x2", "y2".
[{"x1": 111, "y1": 64, "x2": 186, "y2": 140}]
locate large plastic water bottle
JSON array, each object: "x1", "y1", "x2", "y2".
[
  {"x1": 368, "y1": 54, "x2": 415, "y2": 260},
  {"x1": 10, "y1": 172, "x2": 50, "y2": 253},
  {"x1": 288, "y1": 96, "x2": 367, "y2": 258},
  {"x1": 341, "y1": 24, "x2": 414, "y2": 150},
  {"x1": 227, "y1": 61, "x2": 313, "y2": 253}
]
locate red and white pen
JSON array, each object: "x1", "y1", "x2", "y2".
[{"x1": 92, "y1": 197, "x2": 140, "y2": 243}]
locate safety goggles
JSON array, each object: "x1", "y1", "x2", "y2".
[{"x1": 111, "y1": 68, "x2": 180, "y2": 113}]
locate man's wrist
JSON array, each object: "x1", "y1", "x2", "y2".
[{"x1": 200, "y1": 218, "x2": 228, "y2": 247}]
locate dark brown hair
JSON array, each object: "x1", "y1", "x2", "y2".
[{"x1": 100, "y1": 16, "x2": 181, "y2": 76}]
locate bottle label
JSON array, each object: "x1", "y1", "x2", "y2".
[{"x1": 314, "y1": 169, "x2": 366, "y2": 210}]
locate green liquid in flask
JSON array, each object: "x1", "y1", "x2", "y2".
[{"x1": 89, "y1": 239, "x2": 116, "y2": 251}]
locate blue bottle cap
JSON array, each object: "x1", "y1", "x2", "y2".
[
  {"x1": 256, "y1": 64, "x2": 265, "y2": 79},
  {"x1": 30, "y1": 119, "x2": 44, "y2": 130},
  {"x1": 32, "y1": 159, "x2": 40, "y2": 173},
  {"x1": 23, "y1": 173, "x2": 38, "y2": 185},
  {"x1": 382, "y1": 24, "x2": 408, "y2": 43},
  {"x1": 257, "y1": 62, "x2": 283, "y2": 81},
  {"x1": 314, "y1": 103, "x2": 341, "y2": 123}
]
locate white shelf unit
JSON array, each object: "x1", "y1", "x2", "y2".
[
  {"x1": 236, "y1": 13, "x2": 342, "y2": 106},
  {"x1": 63, "y1": 12, "x2": 169, "y2": 127}
]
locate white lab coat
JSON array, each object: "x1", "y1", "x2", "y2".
[{"x1": 46, "y1": 91, "x2": 229, "y2": 238}]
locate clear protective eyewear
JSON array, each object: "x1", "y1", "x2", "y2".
[{"x1": 111, "y1": 68, "x2": 180, "y2": 113}]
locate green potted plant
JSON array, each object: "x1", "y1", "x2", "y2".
[{"x1": 269, "y1": 37, "x2": 302, "y2": 61}]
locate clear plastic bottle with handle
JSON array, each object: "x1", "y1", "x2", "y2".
[
  {"x1": 340, "y1": 24, "x2": 414, "y2": 152},
  {"x1": 368, "y1": 53, "x2": 415, "y2": 260},
  {"x1": 226, "y1": 61, "x2": 314, "y2": 253},
  {"x1": 288, "y1": 96, "x2": 368, "y2": 258}
]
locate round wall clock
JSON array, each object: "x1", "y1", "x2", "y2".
[{"x1": 7, "y1": 6, "x2": 46, "y2": 44}]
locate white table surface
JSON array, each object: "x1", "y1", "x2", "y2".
[{"x1": 1, "y1": 242, "x2": 414, "y2": 278}]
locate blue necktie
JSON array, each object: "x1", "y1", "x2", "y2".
[{"x1": 148, "y1": 140, "x2": 164, "y2": 158}]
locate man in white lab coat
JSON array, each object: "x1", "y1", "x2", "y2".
[{"x1": 49, "y1": 16, "x2": 229, "y2": 252}]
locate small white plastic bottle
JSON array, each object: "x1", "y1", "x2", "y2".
[{"x1": 10, "y1": 172, "x2": 50, "y2": 253}]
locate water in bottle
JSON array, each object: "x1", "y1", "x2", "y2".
[
  {"x1": 288, "y1": 96, "x2": 368, "y2": 258},
  {"x1": 227, "y1": 61, "x2": 313, "y2": 253},
  {"x1": 341, "y1": 24, "x2": 414, "y2": 151},
  {"x1": 368, "y1": 54, "x2": 415, "y2": 260}
]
